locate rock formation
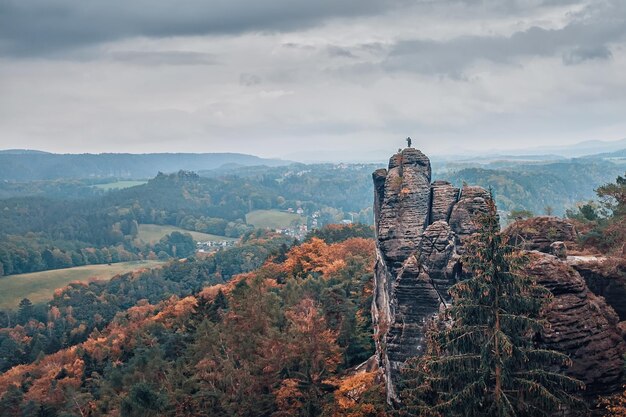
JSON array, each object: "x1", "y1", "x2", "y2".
[
  {"x1": 372, "y1": 148, "x2": 626, "y2": 404},
  {"x1": 504, "y1": 216, "x2": 626, "y2": 322},
  {"x1": 372, "y1": 148, "x2": 487, "y2": 402},
  {"x1": 504, "y1": 216, "x2": 578, "y2": 253},
  {"x1": 568, "y1": 257, "x2": 626, "y2": 322},
  {"x1": 527, "y1": 253, "x2": 626, "y2": 397}
]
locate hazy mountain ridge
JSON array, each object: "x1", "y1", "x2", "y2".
[
  {"x1": 0, "y1": 149, "x2": 52, "y2": 155},
  {"x1": 0, "y1": 152, "x2": 290, "y2": 181},
  {"x1": 432, "y1": 138, "x2": 626, "y2": 162}
]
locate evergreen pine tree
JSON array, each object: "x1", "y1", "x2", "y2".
[
  {"x1": 401, "y1": 194, "x2": 583, "y2": 417},
  {"x1": 17, "y1": 298, "x2": 34, "y2": 324},
  {"x1": 207, "y1": 289, "x2": 229, "y2": 322}
]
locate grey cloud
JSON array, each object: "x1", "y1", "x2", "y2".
[
  {"x1": 280, "y1": 43, "x2": 359, "y2": 58},
  {"x1": 109, "y1": 51, "x2": 217, "y2": 66},
  {"x1": 239, "y1": 73, "x2": 262, "y2": 86},
  {"x1": 358, "y1": 43, "x2": 386, "y2": 53},
  {"x1": 383, "y1": 1, "x2": 626, "y2": 75},
  {"x1": 0, "y1": 0, "x2": 407, "y2": 56},
  {"x1": 282, "y1": 43, "x2": 316, "y2": 51},
  {"x1": 1, "y1": 0, "x2": 625, "y2": 157},
  {"x1": 562, "y1": 45, "x2": 612, "y2": 65},
  {"x1": 326, "y1": 46, "x2": 358, "y2": 59}
]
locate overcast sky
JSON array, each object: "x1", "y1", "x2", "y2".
[{"x1": 0, "y1": 0, "x2": 625, "y2": 159}]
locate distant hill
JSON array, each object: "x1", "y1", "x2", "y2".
[
  {"x1": 0, "y1": 152, "x2": 289, "y2": 180},
  {"x1": 439, "y1": 160, "x2": 625, "y2": 216},
  {"x1": 578, "y1": 148, "x2": 626, "y2": 160},
  {"x1": 0, "y1": 149, "x2": 52, "y2": 155},
  {"x1": 429, "y1": 138, "x2": 626, "y2": 163},
  {"x1": 512, "y1": 138, "x2": 626, "y2": 158}
]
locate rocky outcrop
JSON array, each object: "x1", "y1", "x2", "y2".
[
  {"x1": 429, "y1": 181, "x2": 459, "y2": 224},
  {"x1": 372, "y1": 148, "x2": 487, "y2": 402},
  {"x1": 418, "y1": 221, "x2": 459, "y2": 296},
  {"x1": 567, "y1": 257, "x2": 626, "y2": 322},
  {"x1": 504, "y1": 216, "x2": 578, "y2": 253},
  {"x1": 448, "y1": 185, "x2": 491, "y2": 244},
  {"x1": 527, "y1": 253, "x2": 626, "y2": 397},
  {"x1": 373, "y1": 148, "x2": 626, "y2": 404},
  {"x1": 374, "y1": 149, "x2": 431, "y2": 275}
]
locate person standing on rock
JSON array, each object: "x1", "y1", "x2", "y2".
[{"x1": 406, "y1": 137, "x2": 412, "y2": 148}]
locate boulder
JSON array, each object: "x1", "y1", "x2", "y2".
[{"x1": 550, "y1": 241, "x2": 568, "y2": 259}]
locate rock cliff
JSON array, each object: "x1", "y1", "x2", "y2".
[
  {"x1": 372, "y1": 148, "x2": 626, "y2": 404},
  {"x1": 569, "y1": 258, "x2": 626, "y2": 322},
  {"x1": 372, "y1": 148, "x2": 487, "y2": 402},
  {"x1": 504, "y1": 216, "x2": 626, "y2": 322},
  {"x1": 527, "y1": 253, "x2": 626, "y2": 397}
]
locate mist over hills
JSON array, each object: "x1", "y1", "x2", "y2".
[
  {"x1": 0, "y1": 152, "x2": 289, "y2": 181},
  {"x1": 524, "y1": 137, "x2": 626, "y2": 158},
  {"x1": 0, "y1": 149, "x2": 52, "y2": 155}
]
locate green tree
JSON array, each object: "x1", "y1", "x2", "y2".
[
  {"x1": 0, "y1": 383, "x2": 23, "y2": 417},
  {"x1": 586, "y1": 173, "x2": 626, "y2": 252},
  {"x1": 207, "y1": 289, "x2": 229, "y2": 322},
  {"x1": 402, "y1": 196, "x2": 582, "y2": 417},
  {"x1": 17, "y1": 298, "x2": 34, "y2": 324},
  {"x1": 597, "y1": 174, "x2": 626, "y2": 217},
  {"x1": 566, "y1": 202, "x2": 599, "y2": 222},
  {"x1": 120, "y1": 382, "x2": 168, "y2": 417}
]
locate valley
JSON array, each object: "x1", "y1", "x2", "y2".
[
  {"x1": 3, "y1": 3, "x2": 626, "y2": 414},
  {"x1": 245, "y1": 209, "x2": 305, "y2": 229},
  {"x1": 0, "y1": 260, "x2": 165, "y2": 309},
  {"x1": 0, "y1": 147, "x2": 624, "y2": 416}
]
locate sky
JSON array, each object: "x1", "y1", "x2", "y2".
[{"x1": 0, "y1": 0, "x2": 625, "y2": 160}]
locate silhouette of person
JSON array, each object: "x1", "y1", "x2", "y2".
[{"x1": 406, "y1": 137, "x2": 412, "y2": 148}]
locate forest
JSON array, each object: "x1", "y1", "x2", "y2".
[
  {"x1": 2, "y1": 155, "x2": 622, "y2": 277},
  {"x1": 1, "y1": 170, "x2": 624, "y2": 416},
  {"x1": 0, "y1": 230, "x2": 293, "y2": 371},
  {"x1": 3, "y1": 1, "x2": 626, "y2": 415},
  {"x1": 0, "y1": 225, "x2": 384, "y2": 416},
  {"x1": 0, "y1": 166, "x2": 624, "y2": 416},
  {"x1": 0, "y1": 167, "x2": 374, "y2": 276}
]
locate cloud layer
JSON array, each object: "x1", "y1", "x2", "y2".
[{"x1": 0, "y1": 0, "x2": 625, "y2": 159}]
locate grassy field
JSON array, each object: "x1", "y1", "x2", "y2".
[
  {"x1": 93, "y1": 180, "x2": 147, "y2": 190},
  {"x1": 138, "y1": 224, "x2": 234, "y2": 243},
  {"x1": 0, "y1": 260, "x2": 165, "y2": 309},
  {"x1": 245, "y1": 210, "x2": 305, "y2": 229}
]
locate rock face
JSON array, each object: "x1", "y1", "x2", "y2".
[
  {"x1": 372, "y1": 148, "x2": 626, "y2": 404},
  {"x1": 567, "y1": 257, "x2": 626, "y2": 322},
  {"x1": 527, "y1": 253, "x2": 626, "y2": 397},
  {"x1": 429, "y1": 180, "x2": 459, "y2": 223},
  {"x1": 448, "y1": 185, "x2": 492, "y2": 242},
  {"x1": 372, "y1": 148, "x2": 486, "y2": 402},
  {"x1": 374, "y1": 148, "x2": 432, "y2": 274}
]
